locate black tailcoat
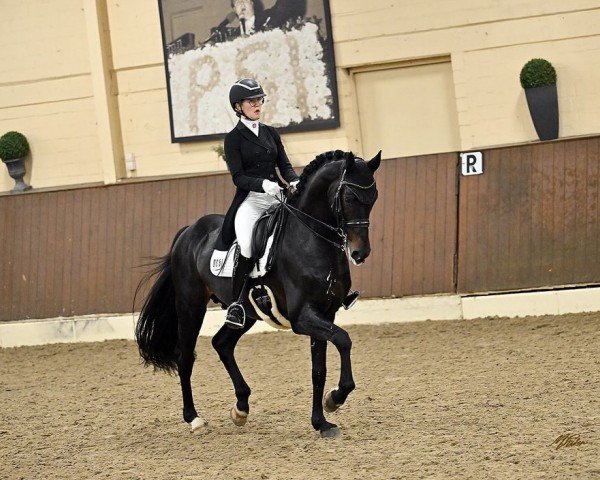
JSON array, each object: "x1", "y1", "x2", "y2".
[{"x1": 216, "y1": 121, "x2": 299, "y2": 250}]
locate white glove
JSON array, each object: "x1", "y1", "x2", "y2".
[
  {"x1": 290, "y1": 180, "x2": 299, "y2": 188},
  {"x1": 262, "y1": 179, "x2": 282, "y2": 196}
]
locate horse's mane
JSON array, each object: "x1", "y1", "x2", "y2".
[{"x1": 294, "y1": 150, "x2": 354, "y2": 200}]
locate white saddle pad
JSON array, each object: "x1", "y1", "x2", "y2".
[{"x1": 210, "y1": 234, "x2": 274, "y2": 278}]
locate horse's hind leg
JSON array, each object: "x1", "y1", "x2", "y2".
[
  {"x1": 211, "y1": 318, "x2": 257, "y2": 425},
  {"x1": 175, "y1": 286, "x2": 209, "y2": 433}
]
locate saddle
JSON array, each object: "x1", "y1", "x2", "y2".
[
  {"x1": 210, "y1": 202, "x2": 287, "y2": 278},
  {"x1": 250, "y1": 202, "x2": 287, "y2": 267}
]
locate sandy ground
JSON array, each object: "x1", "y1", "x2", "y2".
[{"x1": 1, "y1": 312, "x2": 599, "y2": 480}]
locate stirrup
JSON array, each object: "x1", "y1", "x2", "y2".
[
  {"x1": 225, "y1": 303, "x2": 245, "y2": 329},
  {"x1": 342, "y1": 291, "x2": 360, "y2": 310}
]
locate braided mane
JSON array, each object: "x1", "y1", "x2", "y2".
[{"x1": 295, "y1": 150, "x2": 354, "y2": 197}]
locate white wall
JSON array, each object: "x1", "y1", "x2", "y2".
[
  {"x1": 2, "y1": 1, "x2": 600, "y2": 192},
  {"x1": 0, "y1": 0, "x2": 103, "y2": 192}
]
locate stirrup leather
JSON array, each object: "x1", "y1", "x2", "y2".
[{"x1": 225, "y1": 303, "x2": 245, "y2": 329}]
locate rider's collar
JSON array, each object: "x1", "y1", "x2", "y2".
[{"x1": 240, "y1": 116, "x2": 260, "y2": 136}]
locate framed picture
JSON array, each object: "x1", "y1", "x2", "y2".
[{"x1": 158, "y1": 0, "x2": 340, "y2": 142}]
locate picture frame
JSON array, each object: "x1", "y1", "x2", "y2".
[{"x1": 157, "y1": 0, "x2": 340, "y2": 142}]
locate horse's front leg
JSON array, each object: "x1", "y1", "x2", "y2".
[
  {"x1": 211, "y1": 318, "x2": 257, "y2": 426},
  {"x1": 292, "y1": 305, "x2": 355, "y2": 437},
  {"x1": 310, "y1": 338, "x2": 340, "y2": 437}
]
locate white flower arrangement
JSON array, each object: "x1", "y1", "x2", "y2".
[{"x1": 168, "y1": 22, "x2": 334, "y2": 138}]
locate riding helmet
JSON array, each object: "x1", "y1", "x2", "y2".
[{"x1": 229, "y1": 78, "x2": 266, "y2": 111}]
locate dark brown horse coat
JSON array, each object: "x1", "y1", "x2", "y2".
[{"x1": 217, "y1": 121, "x2": 299, "y2": 250}]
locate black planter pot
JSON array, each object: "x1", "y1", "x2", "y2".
[
  {"x1": 3, "y1": 157, "x2": 32, "y2": 193},
  {"x1": 524, "y1": 84, "x2": 559, "y2": 141}
]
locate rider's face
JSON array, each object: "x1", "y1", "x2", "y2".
[{"x1": 239, "y1": 97, "x2": 263, "y2": 121}]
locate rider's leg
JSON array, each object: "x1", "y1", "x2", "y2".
[
  {"x1": 225, "y1": 192, "x2": 278, "y2": 329},
  {"x1": 225, "y1": 253, "x2": 254, "y2": 329}
]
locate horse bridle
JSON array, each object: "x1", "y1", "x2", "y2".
[
  {"x1": 332, "y1": 167, "x2": 376, "y2": 231},
  {"x1": 277, "y1": 166, "x2": 377, "y2": 251}
]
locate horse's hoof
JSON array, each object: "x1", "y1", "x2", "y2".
[
  {"x1": 320, "y1": 426, "x2": 342, "y2": 438},
  {"x1": 230, "y1": 406, "x2": 248, "y2": 426},
  {"x1": 324, "y1": 389, "x2": 341, "y2": 413},
  {"x1": 190, "y1": 416, "x2": 207, "y2": 433}
]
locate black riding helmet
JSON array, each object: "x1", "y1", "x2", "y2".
[{"x1": 229, "y1": 78, "x2": 266, "y2": 115}]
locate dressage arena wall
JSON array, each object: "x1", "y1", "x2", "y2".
[{"x1": 1, "y1": 136, "x2": 600, "y2": 323}]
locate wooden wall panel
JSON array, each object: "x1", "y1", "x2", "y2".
[
  {"x1": 0, "y1": 196, "x2": 14, "y2": 318},
  {"x1": 0, "y1": 176, "x2": 235, "y2": 321},
  {"x1": 458, "y1": 137, "x2": 600, "y2": 293},
  {"x1": 0, "y1": 152, "x2": 457, "y2": 322},
  {"x1": 5, "y1": 135, "x2": 598, "y2": 321},
  {"x1": 351, "y1": 153, "x2": 457, "y2": 298}
]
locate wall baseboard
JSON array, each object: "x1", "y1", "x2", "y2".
[{"x1": 2, "y1": 287, "x2": 599, "y2": 348}]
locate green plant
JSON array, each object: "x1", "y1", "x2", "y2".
[
  {"x1": 520, "y1": 58, "x2": 557, "y2": 89},
  {"x1": 0, "y1": 131, "x2": 30, "y2": 161},
  {"x1": 212, "y1": 144, "x2": 226, "y2": 161}
]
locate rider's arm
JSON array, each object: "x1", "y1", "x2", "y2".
[
  {"x1": 270, "y1": 127, "x2": 299, "y2": 184},
  {"x1": 224, "y1": 132, "x2": 265, "y2": 192}
]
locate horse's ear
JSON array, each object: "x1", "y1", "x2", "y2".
[
  {"x1": 345, "y1": 152, "x2": 355, "y2": 169},
  {"x1": 367, "y1": 150, "x2": 382, "y2": 172}
]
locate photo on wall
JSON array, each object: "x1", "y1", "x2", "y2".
[{"x1": 158, "y1": 0, "x2": 340, "y2": 142}]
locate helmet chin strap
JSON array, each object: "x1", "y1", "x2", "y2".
[{"x1": 236, "y1": 106, "x2": 258, "y2": 121}]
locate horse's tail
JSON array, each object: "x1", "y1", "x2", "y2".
[{"x1": 134, "y1": 226, "x2": 188, "y2": 373}]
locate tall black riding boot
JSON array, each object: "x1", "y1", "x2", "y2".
[{"x1": 225, "y1": 255, "x2": 255, "y2": 329}]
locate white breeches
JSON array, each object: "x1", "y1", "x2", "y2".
[{"x1": 235, "y1": 191, "x2": 280, "y2": 258}]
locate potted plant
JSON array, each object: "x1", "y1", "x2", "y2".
[
  {"x1": 0, "y1": 131, "x2": 32, "y2": 192},
  {"x1": 520, "y1": 58, "x2": 559, "y2": 141}
]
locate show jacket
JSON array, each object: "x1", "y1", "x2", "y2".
[{"x1": 217, "y1": 121, "x2": 299, "y2": 250}]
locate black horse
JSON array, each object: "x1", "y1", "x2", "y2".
[{"x1": 135, "y1": 149, "x2": 380, "y2": 437}]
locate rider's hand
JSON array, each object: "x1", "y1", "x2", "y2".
[
  {"x1": 262, "y1": 179, "x2": 282, "y2": 196},
  {"x1": 288, "y1": 180, "x2": 300, "y2": 195}
]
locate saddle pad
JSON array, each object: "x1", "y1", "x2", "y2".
[{"x1": 210, "y1": 234, "x2": 274, "y2": 278}]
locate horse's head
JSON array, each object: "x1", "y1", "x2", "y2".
[
  {"x1": 294, "y1": 149, "x2": 381, "y2": 264},
  {"x1": 330, "y1": 151, "x2": 381, "y2": 265}
]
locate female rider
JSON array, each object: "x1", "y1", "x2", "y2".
[{"x1": 220, "y1": 78, "x2": 299, "y2": 329}]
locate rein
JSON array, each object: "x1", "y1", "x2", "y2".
[
  {"x1": 277, "y1": 200, "x2": 347, "y2": 251},
  {"x1": 273, "y1": 166, "x2": 376, "y2": 252}
]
